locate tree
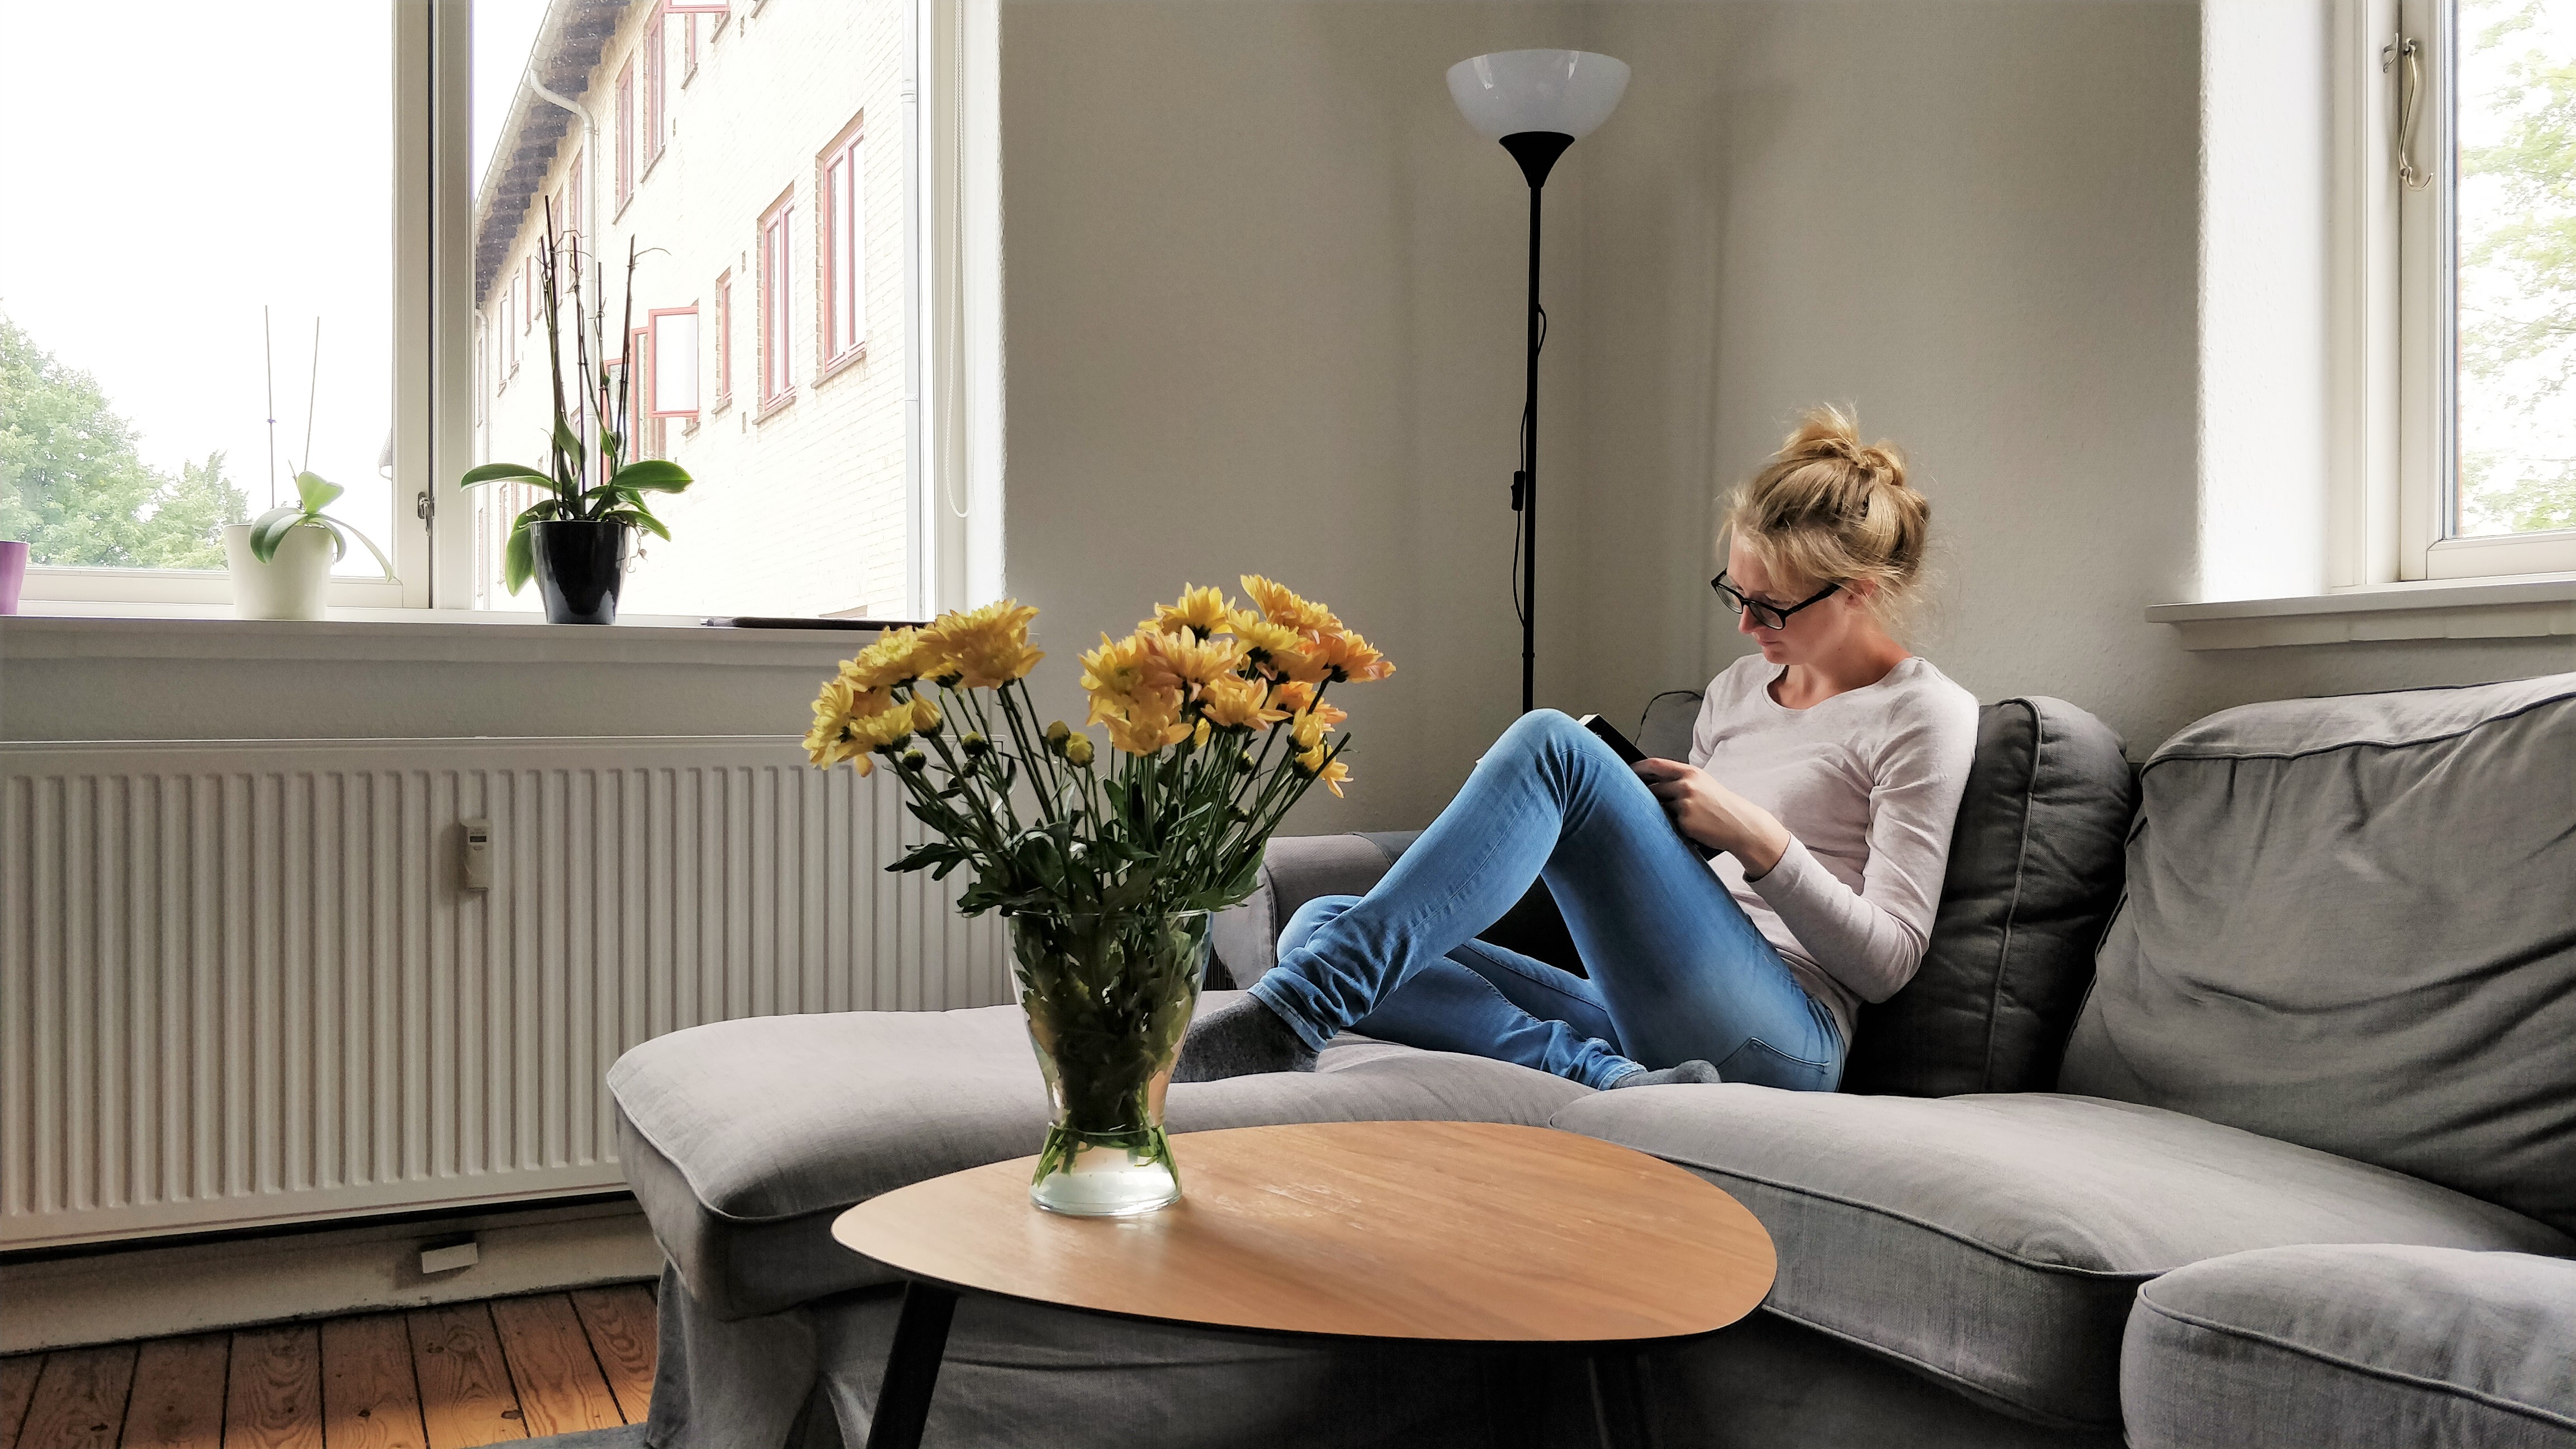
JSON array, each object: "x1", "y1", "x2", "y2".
[
  {"x1": 2460, "y1": 0, "x2": 2576, "y2": 535},
  {"x1": 0, "y1": 314, "x2": 247, "y2": 567}
]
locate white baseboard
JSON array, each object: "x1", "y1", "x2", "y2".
[{"x1": 0, "y1": 1197, "x2": 666, "y2": 1353}]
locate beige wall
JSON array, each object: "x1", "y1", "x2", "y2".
[{"x1": 1001, "y1": 0, "x2": 2571, "y2": 837}]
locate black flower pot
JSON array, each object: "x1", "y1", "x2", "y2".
[{"x1": 529, "y1": 520, "x2": 632, "y2": 624}]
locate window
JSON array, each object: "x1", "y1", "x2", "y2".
[
  {"x1": 712, "y1": 271, "x2": 733, "y2": 410},
  {"x1": 615, "y1": 58, "x2": 636, "y2": 212},
  {"x1": 0, "y1": 1, "x2": 415, "y2": 603},
  {"x1": 642, "y1": 7, "x2": 666, "y2": 168},
  {"x1": 2393, "y1": 0, "x2": 2576, "y2": 578},
  {"x1": 7, "y1": 0, "x2": 960, "y2": 619},
  {"x1": 685, "y1": 12, "x2": 702, "y2": 79},
  {"x1": 759, "y1": 192, "x2": 795, "y2": 408},
  {"x1": 821, "y1": 121, "x2": 866, "y2": 368},
  {"x1": 650, "y1": 307, "x2": 700, "y2": 418}
]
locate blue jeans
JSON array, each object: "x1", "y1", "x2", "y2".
[{"x1": 1247, "y1": 709, "x2": 1846, "y2": 1091}]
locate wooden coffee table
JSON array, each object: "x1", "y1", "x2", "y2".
[{"x1": 832, "y1": 1119, "x2": 1777, "y2": 1448}]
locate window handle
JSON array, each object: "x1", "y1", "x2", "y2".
[{"x1": 2383, "y1": 33, "x2": 2432, "y2": 192}]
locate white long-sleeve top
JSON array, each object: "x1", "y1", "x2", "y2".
[{"x1": 1686, "y1": 655, "x2": 1979, "y2": 1045}]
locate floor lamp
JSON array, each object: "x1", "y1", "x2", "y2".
[{"x1": 1447, "y1": 50, "x2": 1629, "y2": 713}]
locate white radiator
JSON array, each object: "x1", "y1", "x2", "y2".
[{"x1": 0, "y1": 736, "x2": 1009, "y2": 1249}]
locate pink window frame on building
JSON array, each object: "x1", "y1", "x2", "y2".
[
  {"x1": 615, "y1": 59, "x2": 636, "y2": 211},
  {"x1": 642, "y1": 8, "x2": 666, "y2": 167},
  {"x1": 759, "y1": 195, "x2": 795, "y2": 408},
  {"x1": 821, "y1": 122, "x2": 865, "y2": 368},
  {"x1": 712, "y1": 271, "x2": 733, "y2": 409}
]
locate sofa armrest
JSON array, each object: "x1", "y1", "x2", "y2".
[{"x1": 1208, "y1": 833, "x2": 1403, "y2": 987}]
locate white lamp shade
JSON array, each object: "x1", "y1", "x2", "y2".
[{"x1": 1446, "y1": 50, "x2": 1630, "y2": 142}]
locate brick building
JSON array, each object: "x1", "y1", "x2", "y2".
[{"x1": 471, "y1": 0, "x2": 910, "y2": 618}]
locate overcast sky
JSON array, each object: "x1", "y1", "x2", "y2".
[{"x1": 0, "y1": 0, "x2": 547, "y2": 570}]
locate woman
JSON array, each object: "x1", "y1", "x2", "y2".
[{"x1": 1178, "y1": 406, "x2": 1978, "y2": 1091}]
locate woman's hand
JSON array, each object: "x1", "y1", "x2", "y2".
[{"x1": 1634, "y1": 759, "x2": 1792, "y2": 878}]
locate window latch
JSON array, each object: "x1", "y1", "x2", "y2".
[
  {"x1": 2383, "y1": 33, "x2": 2431, "y2": 192},
  {"x1": 415, "y1": 489, "x2": 434, "y2": 522}
]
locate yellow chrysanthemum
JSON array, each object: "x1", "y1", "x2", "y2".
[
  {"x1": 1102, "y1": 695, "x2": 1193, "y2": 755},
  {"x1": 1146, "y1": 585, "x2": 1243, "y2": 637},
  {"x1": 1079, "y1": 631, "x2": 1175, "y2": 725},
  {"x1": 1305, "y1": 628, "x2": 1394, "y2": 684},
  {"x1": 1309, "y1": 699, "x2": 1348, "y2": 730},
  {"x1": 1232, "y1": 618, "x2": 1316, "y2": 678},
  {"x1": 923, "y1": 599, "x2": 1045, "y2": 689},
  {"x1": 1198, "y1": 672, "x2": 1286, "y2": 731},
  {"x1": 1240, "y1": 575, "x2": 1341, "y2": 632},
  {"x1": 1152, "y1": 628, "x2": 1250, "y2": 688},
  {"x1": 804, "y1": 680, "x2": 921, "y2": 776},
  {"x1": 1266, "y1": 679, "x2": 1317, "y2": 717},
  {"x1": 1289, "y1": 708, "x2": 1330, "y2": 752},
  {"x1": 1191, "y1": 718, "x2": 1213, "y2": 750},
  {"x1": 839, "y1": 627, "x2": 948, "y2": 692},
  {"x1": 1295, "y1": 744, "x2": 1354, "y2": 798}
]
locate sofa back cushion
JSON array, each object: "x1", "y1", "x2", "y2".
[
  {"x1": 2059, "y1": 673, "x2": 2576, "y2": 1236},
  {"x1": 1844, "y1": 697, "x2": 2137, "y2": 1097}
]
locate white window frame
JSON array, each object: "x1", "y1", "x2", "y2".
[{"x1": 2348, "y1": 0, "x2": 2576, "y2": 583}]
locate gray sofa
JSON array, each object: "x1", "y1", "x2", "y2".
[{"x1": 609, "y1": 672, "x2": 2576, "y2": 1448}]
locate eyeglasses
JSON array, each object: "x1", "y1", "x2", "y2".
[{"x1": 1710, "y1": 571, "x2": 1840, "y2": 631}]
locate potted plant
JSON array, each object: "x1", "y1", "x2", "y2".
[
  {"x1": 222, "y1": 470, "x2": 394, "y2": 621},
  {"x1": 803, "y1": 579, "x2": 1394, "y2": 1216},
  {"x1": 462, "y1": 205, "x2": 691, "y2": 624}
]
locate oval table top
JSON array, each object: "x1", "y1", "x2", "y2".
[{"x1": 831, "y1": 1119, "x2": 1776, "y2": 1343}]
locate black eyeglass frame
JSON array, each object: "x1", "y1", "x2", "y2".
[{"x1": 1709, "y1": 571, "x2": 1841, "y2": 631}]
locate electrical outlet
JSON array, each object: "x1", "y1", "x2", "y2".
[{"x1": 462, "y1": 818, "x2": 494, "y2": 891}]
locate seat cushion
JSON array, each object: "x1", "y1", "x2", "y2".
[
  {"x1": 2059, "y1": 672, "x2": 2576, "y2": 1235},
  {"x1": 1845, "y1": 697, "x2": 2135, "y2": 1097},
  {"x1": 1551, "y1": 1087, "x2": 2574, "y2": 1429},
  {"x1": 2123, "y1": 1245, "x2": 2576, "y2": 1448},
  {"x1": 609, "y1": 993, "x2": 1592, "y2": 1319}
]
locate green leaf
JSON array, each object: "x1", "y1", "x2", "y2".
[
  {"x1": 606, "y1": 458, "x2": 692, "y2": 493},
  {"x1": 248, "y1": 510, "x2": 304, "y2": 563},
  {"x1": 503, "y1": 522, "x2": 536, "y2": 594},
  {"x1": 552, "y1": 417, "x2": 586, "y2": 464},
  {"x1": 513, "y1": 498, "x2": 562, "y2": 525},
  {"x1": 293, "y1": 471, "x2": 343, "y2": 513},
  {"x1": 460, "y1": 461, "x2": 553, "y2": 489},
  {"x1": 606, "y1": 508, "x2": 670, "y2": 541}
]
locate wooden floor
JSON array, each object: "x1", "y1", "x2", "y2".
[{"x1": 0, "y1": 1284, "x2": 656, "y2": 1449}]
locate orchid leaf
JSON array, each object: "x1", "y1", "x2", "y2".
[
  {"x1": 294, "y1": 471, "x2": 344, "y2": 513},
  {"x1": 607, "y1": 459, "x2": 692, "y2": 493},
  {"x1": 606, "y1": 508, "x2": 670, "y2": 541},
  {"x1": 503, "y1": 523, "x2": 536, "y2": 594},
  {"x1": 461, "y1": 462, "x2": 553, "y2": 488},
  {"x1": 248, "y1": 509, "x2": 306, "y2": 563}
]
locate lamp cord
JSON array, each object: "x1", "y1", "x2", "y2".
[{"x1": 1510, "y1": 302, "x2": 1548, "y2": 627}]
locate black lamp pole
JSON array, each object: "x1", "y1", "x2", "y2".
[{"x1": 1499, "y1": 131, "x2": 1573, "y2": 715}]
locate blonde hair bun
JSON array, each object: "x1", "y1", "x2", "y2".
[{"x1": 1724, "y1": 404, "x2": 1929, "y2": 623}]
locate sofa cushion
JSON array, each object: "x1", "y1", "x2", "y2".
[
  {"x1": 609, "y1": 993, "x2": 1592, "y2": 1319},
  {"x1": 1551, "y1": 1087, "x2": 2574, "y2": 1429},
  {"x1": 2123, "y1": 1245, "x2": 2576, "y2": 1448},
  {"x1": 1845, "y1": 697, "x2": 2135, "y2": 1097},
  {"x1": 2058, "y1": 673, "x2": 2576, "y2": 1236}
]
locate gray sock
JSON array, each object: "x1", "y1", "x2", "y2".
[
  {"x1": 1607, "y1": 1059, "x2": 1723, "y2": 1089},
  {"x1": 1172, "y1": 996, "x2": 1319, "y2": 1082}
]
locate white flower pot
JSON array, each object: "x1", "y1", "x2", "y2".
[{"x1": 223, "y1": 522, "x2": 334, "y2": 621}]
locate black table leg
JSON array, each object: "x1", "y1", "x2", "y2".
[
  {"x1": 1585, "y1": 1348, "x2": 1655, "y2": 1449},
  {"x1": 864, "y1": 1281, "x2": 959, "y2": 1449}
]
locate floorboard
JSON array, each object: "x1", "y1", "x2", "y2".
[
  {"x1": 10, "y1": 1281, "x2": 660, "y2": 1449},
  {"x1": 0, "y1": 1357, "x2": 44, "y2": 1449},
  {"x1": 224, "y1": 1325, "x2": 324, "y2": 1449},
  {"x1": 320, "y1": 1316, "x2": 428, "y2": 1449},
  {"x1": 565, "y1": 1288, "x2": 657, "y2": 1425},
  {"x1": 404, "y1": 1305, "x2": 525, "y2": 1449},
  {"x1": 487, "y1": 1297, "x2": 623, "y2": 1435},
  {"x1": 13, "y1": 1345, "x2": 134, "y2": 1449},
  {"x1": 119, "y1": 1336, "x2": 229, "y2": 1449}
]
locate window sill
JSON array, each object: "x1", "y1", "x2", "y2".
[
  {"x1": 0, "y1": 606, "x2": 891, "y2": 667},
  {"x1": 2146, "y1": 574, "x2": 2576, "y2": 650},
  {"x1": 753, "y1": 391, "x2": 795, "y2": 425},
  {"x1": 818, "y1": 344, "x2": 866, "y2": 387}
]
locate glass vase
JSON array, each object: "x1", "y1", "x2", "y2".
[{"x1": 1007, "y1": 909, "x2": 1211, "y2": 1216}]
